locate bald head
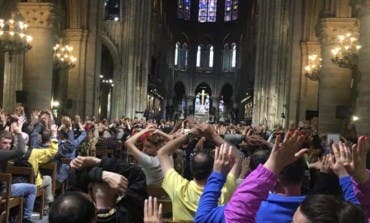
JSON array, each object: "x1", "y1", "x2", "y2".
[{"x1": 49, "y1": 192, "x2": 96, "y2": 223}]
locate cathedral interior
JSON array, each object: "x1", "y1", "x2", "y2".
[{"x1": 0, "y1": 0, "x2": 369, "y2": 135}]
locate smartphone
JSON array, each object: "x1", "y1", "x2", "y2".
[{"x1": 327, "y1": 133, "x2": 340, "y2": 145}]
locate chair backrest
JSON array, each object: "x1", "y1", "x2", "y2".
[
  {"x1": 0, "y1": 173, "x2": 12, "y2": 221},
  {"x1": 40, "y1": 162, "x2": 57, "y2": 196},
  {"x1": 6, "y1": 165, "x2": 35, "y2": 184}
]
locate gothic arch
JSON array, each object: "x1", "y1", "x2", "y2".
[
  {"x1": 100, "y1": 34, "x2": 120, "y2": 69},
  {"x1": 195, "y1": 82, "x2": 212, "y2": 96}
]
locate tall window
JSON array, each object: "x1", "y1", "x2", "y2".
[
  {"x1": 224, "y1": 0, "x2": 238, "y2": 22},
  {"x1": 196, "y1": 45, "x2": 202, "y2": 67},
  {"x1": 198, "y1": 0, "x2": 217, "y2": 23},
  {"x1": 174, "y1": 42, "x2": 180, "y2": 66},
  {"x1": 197, "y1": 44, "x2": 214, "y2": 71},
  {"x1": 209, "y1": 46, "x2": 214, "y2": 68},
  {"x1": 174, "y1": 42, "x2": 188, "y2": 70},
  {"x1": 178, "y1": 0, "x2": 191, "y2": 20},
  {"x1": 223, "y1": 42, "x2": 237, "y2": 71}
]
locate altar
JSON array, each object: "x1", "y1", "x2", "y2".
[{"x1": 194, "y1": 89, "x2": 210, "y2": 123}]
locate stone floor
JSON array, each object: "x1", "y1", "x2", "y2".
[{"x1": 31, "y1": 213, "x2": 48, "y2": 223}]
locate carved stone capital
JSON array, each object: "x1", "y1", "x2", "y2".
[
  {"x1": 17, "y1": 2, "x2": 57, "y2": 29},
  {"x1": 64, "y1": 29, "x2": 88, "y2": 42},
  {"x1": 317, "y1": 18, "x2": 359, "y2": 45},
  {"x1": 301, "y1": 41, "x2": 321, "y2": 57}
]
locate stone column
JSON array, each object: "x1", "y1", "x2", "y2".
[
  {"x1": 252, "y1": 0, "x2": 295, "y2": 129},
  {"x1": 18, "y1": 2, "x2": 57, "y2": 112},
  {"x1": 2, "y1": 54, "x2": 24, "y2": 112},
  {"x1": 353, "y1": 0, "x2": 370, "y2": 136},
  {"x1": 64, "y1": 28, "x2": 89, "y2": 116},
  {"x1": 299, "y1": 41, "x2": 321, "y2": 120},
  {"x1": 317, "y1": 18, "x2": 358, "y2": 133},
  {"x1": 117, "y1": 0, "x2": 152, "y2": 118}
]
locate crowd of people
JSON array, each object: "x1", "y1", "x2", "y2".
[{"x1": 0, "y1": 105, "x2": 369, "y2": 223}]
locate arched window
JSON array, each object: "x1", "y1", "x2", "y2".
[
  {"x1": 224, "y1": 0, "x2": 238, "y2": 22},
  {"x1": 231, "y1": 43, "x2": 237, "y2": 67},
  {"x1": 209, "y1": 45, "x2": 214, "y2": 68},
  {"x1": 223, "y1": 42, "x2": 237, "y2": 71},
  {"x1": 196, "y1": 45, "x2": 202, "y2": 67},
  {"x1": 104, "y1": 0, "x2": 120, "y2": 21},
  {"x1": 174, "y1": 42, "x2": 180, "y2": 66},
  {"x1": 174, "y1": 42, "x2": 189, "y2": 70},
  {"x1": 198, "y1": 0, "x2": 218, "y2": 23},
  {"x1": 178, "y1": 0, "x2": 191, "y2": 20},
  {"x1": 197, "y1": 44, "x2": 214, "y2": 71}
]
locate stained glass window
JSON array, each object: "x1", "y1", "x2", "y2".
[
  {"x1": 178, "y1": 0, "x2": 191, "y2": 20},
  {"x1": 198, "y1": 0, "x2": 217, "y2": 23},
  {"x1": 224, "y1": 0, "x2": 238, "y2": 21}
]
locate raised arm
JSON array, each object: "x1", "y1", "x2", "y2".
[
  {"x1": 195, "y1": 144, "x2": 235, "y2": 223},
  {"x1": 124, "y1": 127, "x2": 155, "y2": 158},
  {"x1": 0, "y1": 123, "x2": 26, "y2": 162},
  {"x1": 157, "y1": 130, "x2": 193, "y2": 174},
  {"x1": 224, "y1": 131, "x2": 307, "y2": 223}
]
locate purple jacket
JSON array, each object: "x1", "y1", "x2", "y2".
[
  {"x1": 224, "y1": 164, "x2": 277, "y2": 223},
  {"x1": 352, "y1": 170, "x2": 370, "y2": 223}
]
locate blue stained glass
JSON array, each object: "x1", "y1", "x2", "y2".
[
  {"x1": 178, "y1": 0, "x2": 191, "y2": 20},
  {"x1": 184, "y1": 0, "x2": 191, "y2": 20},
  {"x1": 224, "y1": 0, "x2": 238, "y2": 22},
  {"x1": 198, "y1": 0, "x2": 217, "y2": 23},
  {"x1": 177, "y1": 0, "x2": 184, "y2": 19},
  {"x1": 224, "y1": 0, "x2": 232, "y2": 21}
]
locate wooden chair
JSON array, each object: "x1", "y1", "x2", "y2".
[
  {"x1": 54, "y1": 158, "x2": 72, "y2": 195},
  {"x1": 6, "y1": 166, "x2": 45, "y2": 219},
  {"x1": 40, "y1": 162, "x2": 57, "y2": 197},
  {"x1": 147, "y1": 185, "x2": 172, "y2": 221},
  {"x1": 0, "y1": 173, "x2": 23, "y2": 223}
]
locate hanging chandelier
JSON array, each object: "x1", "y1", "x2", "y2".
[
  {"x1": 53, "y1": 43, "x2": 77, "y2": 69},
  {"x1": 0, "y1": 15, "x2": 32, "y2": 55},
  {"x1": 331, "y1": 33, "x2": 361, "y2": 69},
  {"x1": 304, "y1": 54, "x2": 322, "y2": 81}
]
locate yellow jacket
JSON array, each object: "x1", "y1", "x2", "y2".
[{"x1": 28, "y1": 139, "x2": 58, "y2": 186}]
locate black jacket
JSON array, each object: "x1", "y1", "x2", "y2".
[{"x1": 68, "y1": 157, "x2": 147, "y2": 223}]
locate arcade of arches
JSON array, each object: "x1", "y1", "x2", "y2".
[{"x1": 1, "y1": 0, "x2": 370, "y2": 136}]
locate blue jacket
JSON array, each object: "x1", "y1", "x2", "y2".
[
  {"x1": 194, "y1": 171, "x2": 226, "y2": 223},
  {"x1": 56, "y1": 129, "x2": 86, "y2": 182},
  {"x1": 196, "y1": 168, "x2": 359, "y2": 223},
  {"x1": 256, "y1": 175, "x2": 359, "y2": 223}
]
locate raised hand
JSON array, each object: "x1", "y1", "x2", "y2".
[
  {"x1": 70, "y1": 156, "x2": 101, "y2": 170},
  {"x1": 264, "y1": 131, "x2": 307, "y2": 174},
  {"x1": 213, "y1": 144, "x2": 235, "y2": 176},
  {"x1": 351, "y1": 136, "x2": 369, "y2": 184},
  {"x1": 144, "y1": 196, "x2": 162, "y2": 223},
  {"x1": 329, "y1": 142, "x2": 352, "y2": 177},
  {"x1": 102, "y1": 171, "x2": 128, "y2": 194},
  {"x1": 319, "y1": 154, "x2": 331, "y2": 174}
]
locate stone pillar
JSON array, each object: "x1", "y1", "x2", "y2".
[
  {"x1": 18, "y1": 2, "x2": 57, "y2": 112},
  {"x1": 317, "y1": 18, "x2": 358, "y2": 133},
  {"x1": 299, "y1": 41, "x2": 320, "y2": 120},
  {"x1": 64, "y1": 28, "x2": 89, "y2": 116},
  {"x1": 2, "y1": 54, "x2": 24, "y2": 112},
  {"x1": 117, "y1": 0, "x2": 152, "y2": 118},
  {"x1": 353, "y1": 0, "x2": 370, "y2": 136},
  {"x1": 252, "y1": 0, "x2": 294, "y2": 129}
]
